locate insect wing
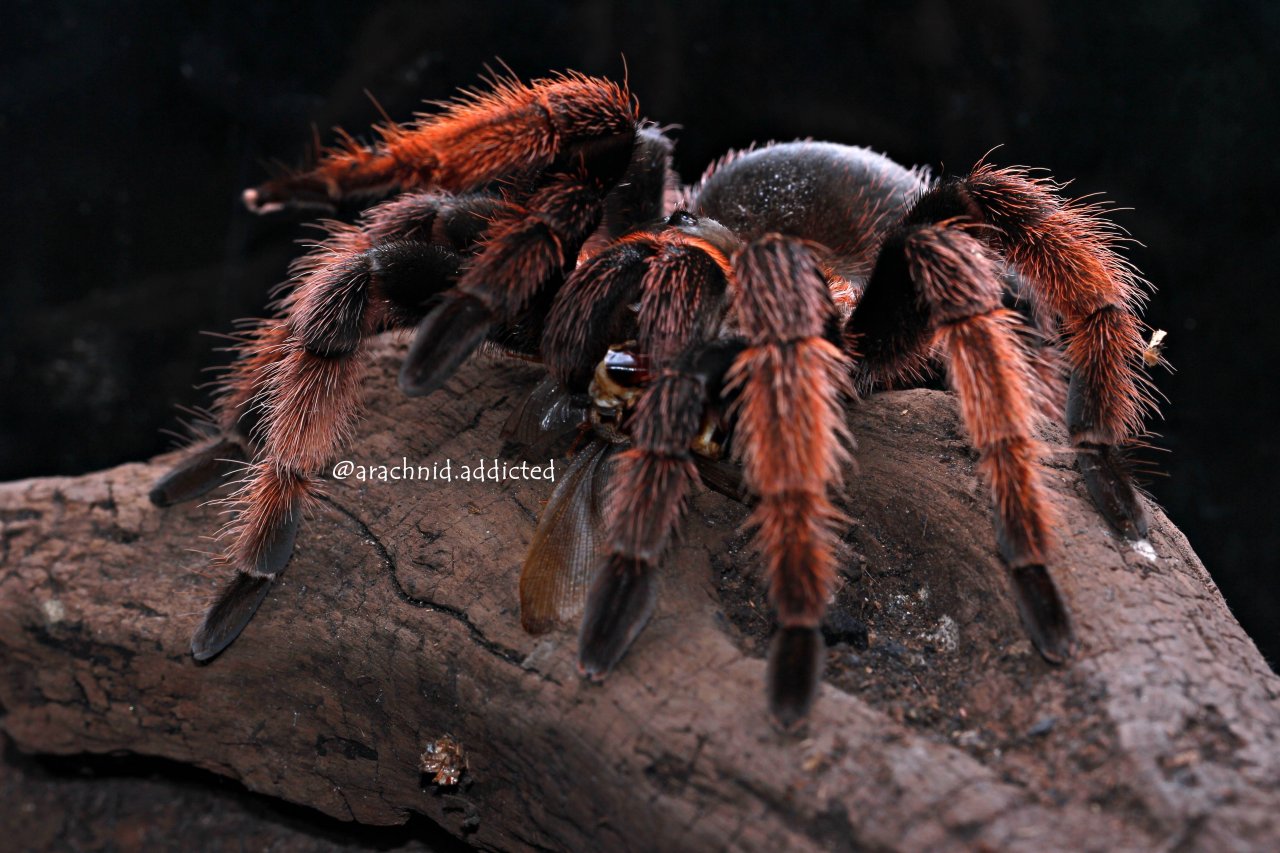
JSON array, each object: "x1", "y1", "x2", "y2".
[
  {"x1": 520, "y1": 437, "x2": 616, "y2": 634},
  {"x1": 502, "y1": 376, "x2": 589, "y2": 451}
]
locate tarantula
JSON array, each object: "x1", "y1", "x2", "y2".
[{"x1": 152, "y1": 72, "x2": 1157, "y2": 726}]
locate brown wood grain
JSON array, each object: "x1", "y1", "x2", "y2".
[{"x1": 2, "y1": 335, "x2": 1277, "y2": 851}]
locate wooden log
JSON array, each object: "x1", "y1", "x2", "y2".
[{"x1": 2, "y1": 336, "x2": 1277, "y2": 851}]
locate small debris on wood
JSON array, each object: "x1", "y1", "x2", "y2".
[
  {"x1": 420, "y1": 734, "x2": 468, "y2": 787},
  {"x1": 922, "y1": 614, "x2": 959, "y2": 654},
  {"x1": 1143, "y1": 329, "x2": 1168, "y2": 368},
  {"x1": 1027, "y1": 716, "x2": 1058, "y2": 738},
  {"x1": 1159, "y1": 749, "x2": 1201, "y2": 772}
]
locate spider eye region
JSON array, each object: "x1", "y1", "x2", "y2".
[{"x1": 666, "y1": 210, "x2": 698, "y2": 227}]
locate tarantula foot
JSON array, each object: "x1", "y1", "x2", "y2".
[
  {"x1": 191, "y1": 573, "x2": 273, "y2": 661},
  {"x1": 577, "y1": 556, "x2": 657, "y2": 680},
  {"x1": 1078, "y1": 443, "x2": 1150, "y2": 540},
  {"x1": 767, "y1": 626, "x2": 824, "y2": 730},
  {"x1": 1010, "y1": 565, "x2": 1076, "y2": 664},
  {"x1": 399, "y1": 293, "x2": 493, "y2": 397},
  {"x1": 149, "y1": 437, "x2": 246, "y2": 507},
  {"x1": 242, "y1": 178, "x2": 337, "y2": 216}
]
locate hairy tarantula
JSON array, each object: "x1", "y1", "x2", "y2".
[{"x1": 152, "y1": 72, "x2": 1157, "y2": 726}]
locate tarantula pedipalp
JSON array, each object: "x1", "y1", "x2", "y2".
[{"x1": 152, "y1": 72, "x2": 1157, "y2": 727}]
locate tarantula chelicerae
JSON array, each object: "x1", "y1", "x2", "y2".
[{"x1": 152, "y1": 72, "x2": 1158, "y2": 726}]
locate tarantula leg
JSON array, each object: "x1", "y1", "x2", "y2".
[
  {"x1": 193, "y1": 573, "x2": 275, "y2": 661},
  {"x1": 542, "y1": 236, "x2": 659, "y2": 388},
  {"x1": 578, "y1": 344, "x2": 739, "y2": 676},
  {"x1": 245, "y1": 73, "x2": 637, "y2": 214},
  {"x1": 1074, "y1": 439, "x2": 1149, "y2": 540},
  {"x1": 544, "y1": 225, "x2": 738, "y2": 389},
  {"x1": 850, "y1": 220, "x2": 1074, "y2": 663},
  {"x1": 192, "y1": 495, "x2": 300, "y2": 660},
  {"x1": 727, "y1": 235, "x2": 853, "y2": 728},
  {"x1": 149, "y1": 436, "x2": 247, "y2": 507},
  {"x1": 151, "y1": 321, "x2": 293, "y2": 505},
  {"x1": 402, "y1": 147, "x2": 636, "y2": 395},
  {"x1": 597, "y1": 126, "x2": 675, "y2": 243},
  {"x1": 767, "y1": 626, "x2": 824, "y2": 726},
  {"x1": 1008, "y1": 565, "x2": 1073, "y2": 663},
  {"x1": 952, "y1": 166, "x2": 1156, "y2": 539},
  {"x1": 542, "y1": 224, "x2": 737, "y2": 671},
  {"x1": 191, "y1": 194, "x2": 503, "y2": 659},
  {"x1": 192, "y1": 462, "x2": 308, "y2": 659},
  {"x1": 563, "y1": 231, "x2": 733, "y2": 676},
  {"x1": 579, "y1": 555, "x2": 659, "y2": 679},
  {"x1": 193, "y1": 324, "x2": 398, "y2": 660},
  {"x1": 399, "y1": 292, "x2": 493, "y2": 395},
  {"x1": 1071, "y1": 375, "x2": 1150, "y2": 540},
  {"x1": 158, "y1": 191, "x2": 503, "y2": 509}
]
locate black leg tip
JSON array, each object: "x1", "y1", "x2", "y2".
[
  {"x1": 253, "y1": 508, "x2": 301, "y2": 578},
  {"x1": 242, "y1": 184, "x2": 336, "y2": 216},
  {"x1": 577, "y1": 556, "x2": 657, "y2": 680},
  {"x1": 1078, "y1": 443, "x2": 1150, "y2": 540},
  {"x1": 150, "y1": 439, "x2": 245, "y2": 507},
  {"x1": 398, "y1": 294, "x2": 492, "y2": 397},
  {"x1": 148, "y1": 485, "x2": 175, "y2": 508},
  {"x1": 191, "y1": 573, "x2": 273, "y2": 661},
  {"x1": 767, "y1": 626, "x2": 824, "y2": 730},
  {"x1": 1011, "y1": 565, "x2": 1076, "y2": 664}
]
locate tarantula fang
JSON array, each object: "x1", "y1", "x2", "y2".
[{"x1": 153, "y1": 72, "x2": 1157, "y2": 727}]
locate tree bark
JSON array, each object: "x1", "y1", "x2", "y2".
[{"x1": 1, "y1": 336, "x2": 1277, "y2": 852}]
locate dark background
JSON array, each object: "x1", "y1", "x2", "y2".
[{"x1": 2, "y1": 0, "x2": 1276, "y2": 686}]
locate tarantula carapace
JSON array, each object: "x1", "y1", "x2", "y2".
[{"x1": 152, "y1": 72, "x2": 1157, "y2": 726}]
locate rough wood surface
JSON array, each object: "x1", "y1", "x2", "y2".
[{"x1": 1, "y1": 336, "x2": 1277, "y2": 851}]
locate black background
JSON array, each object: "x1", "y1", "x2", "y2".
[{"x1": 3, "y1": 0, "x2": 1277, "y2": 666}]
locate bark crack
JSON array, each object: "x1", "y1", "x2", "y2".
[{"x1": 318, "y1": 494, "x2": 526, "y2": 668}]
